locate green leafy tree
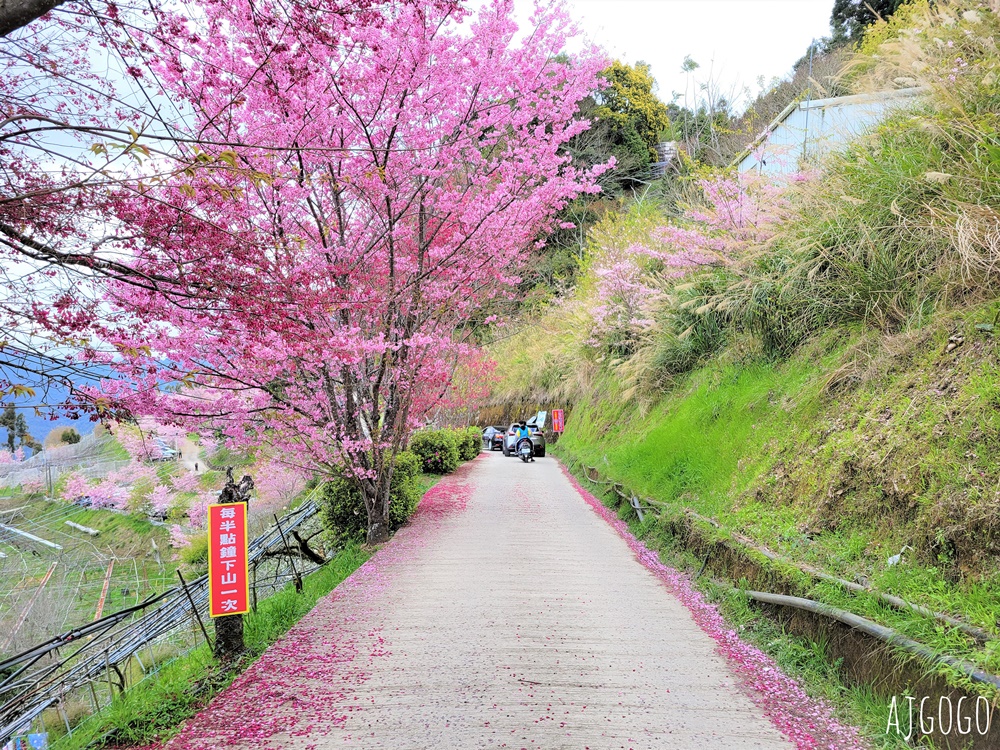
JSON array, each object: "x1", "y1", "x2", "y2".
[
  {"x1": 14, "y1": 413, "x2": 40, "y2": 455},
  {"x1": 593, "y1": 60, "x2": 670, "y2": 166},
  {"x1": 520, "y1": 61, "x2": 669, "y2": 295},
  {"x1": 0, "y1": 406, "x2": 40, "y2": 455},
  {"x1": 831, "y1": 0, "x2": 906, "y2": 44},
  {"x1": 0, "y1": 405, "x2": 14, "y2": 452}
]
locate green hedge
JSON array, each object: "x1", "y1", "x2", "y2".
[
  {"x1": 456, "y1": 426, "x2": 481, "y2": 462},
  {"x1": 410, "y1": 426, "x2": 481, "y2": 472},
  {"x1": 320, "y1": 450, "x2": 423, "y2": 544},
  {"x1": 321, "y1": 428, "x2": 480, "y2": 543},
  {"x1": 409, "y1": 429, "x2": 461, "y2": 474}
]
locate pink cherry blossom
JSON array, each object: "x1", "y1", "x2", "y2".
[{"x1": 78, "y1": 0, "x2": 608, "y2": 543}]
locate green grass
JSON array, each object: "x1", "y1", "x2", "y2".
[
  {"x1": 414, "y1": 472, "x2": 441, "y2": 496},
  {"x1": 0, "y1": 495, "x2": 179, "y2": 628},
  {"x1": 51, "y1": 544, "x2": 370, "y2": 749},
  {"x1": 554, "y1": 308, "x2": 1000, "y2": 740},
  {"x1": 208, "y1": 446, "x2": 256, "y2": 469},
  {"x1": 558, "y1": 332, "x2": 839, "y2": 520}
]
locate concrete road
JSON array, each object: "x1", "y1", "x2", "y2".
[{"x1": 168, "y1": 453, "x2": 803, "y2": 749}]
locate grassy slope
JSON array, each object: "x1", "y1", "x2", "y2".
[
  {"x1": 0, "y1": 497, "x2": 177, "y2": 640},
  {"x1": 555, "y1": 304, "x2": 1000, "y2": 742},
  {"x1": 47, "y1": 471, "x2": 445, "y2": 748},
  {"x1": 51, "y1": 544, "x2": 370, "y2": 749}
]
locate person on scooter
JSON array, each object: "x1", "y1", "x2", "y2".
[{"x1": 516, "y1": 420, "x2": 534, "y2": 462}]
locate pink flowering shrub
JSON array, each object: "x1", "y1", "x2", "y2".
[
  {"x1": 187, "y1": 494, "x2": 212, "y2": 529},
  {"x1": 20, "y1": 479, "x2": 45, "y2": 495},
  {"x1": 0, "y1": 449, "x2": 23, "y2": 466},
  {"x1": 60, "y1": 459, "x2": 169, "y2": 513},
  {"x1": 112, "y1": 426, "x2": 164, "y2": 461},
  {"x1": 90, "y1": 479, "x2": 129, "y2": 510},
  {"x1": 169, "y1": 524, "x2": 191, "y2": 548},
  {"x1": 588, "y1": 250, "x2": 663, "y2": 354},
  {"x1": 171, "y1": 472, "x2": 202, "y2": 495},
  {"x1": 253, "y1": 458, "x2": 306, "y2": 517},
  {"x1": 149, "y1": 484, "x2": 174, "y2": 516},
  {"x1": 62, "y1": 472, "x2": 92, "y2": 501},
  {"x1": 585, "y1": 174, "x2": 791, "y2": 355},
  {"x1": 658, "y1": 173, "x2": 788, "y2": 260}
]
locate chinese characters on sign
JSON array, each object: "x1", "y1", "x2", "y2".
[
  {"x1": 552, "y1": 409, "x2": 565, "y2": 433},
  {"x1": 207, "y1": 502, "x2": 249, "y2": 617}
]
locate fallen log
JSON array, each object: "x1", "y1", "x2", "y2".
[
  {"x1": 745, "y1": 590, "x2": 1000, "y2": 690},
  {"x1": 682, "y1": 509, "x2": 996, "y2": 644},
  {"x1": 0, "y1": 523, "x2": 62, "y2": 550},
  {"x1": 291, "y1": 530, "x2": 326, "y2": 565}
]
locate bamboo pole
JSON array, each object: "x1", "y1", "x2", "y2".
[
  {"x1": 1, "y1": 562, "x2": 58, "y2": 651},
  {"x1": 176, "y1": 570, "x2": 212, "y2": 650},
  {"x1": 93, "y1": 560, "x2": 115, "y2": 621}
]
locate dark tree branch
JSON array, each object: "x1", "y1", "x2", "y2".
[{"x1": 0, "y1": 0, "x2": 66, "y2": 37}]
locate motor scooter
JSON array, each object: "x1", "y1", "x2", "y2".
[{"x1": 516, "y1": 437, "x2": 534, "y2": 463}]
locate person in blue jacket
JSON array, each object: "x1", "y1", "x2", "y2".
[{"x1": 515, "y1": 421, "x2": 534, "y2": 462}]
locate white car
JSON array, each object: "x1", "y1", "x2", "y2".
[
  {"x1": 152, "y1": 438, "x2": 180, "y2": 461},
  {"x1": 502, "y1": 411, "x2": 547, "y2": 458}
]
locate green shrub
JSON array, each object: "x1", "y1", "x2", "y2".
[
  {"x1": 409, "y1": 429, "x2": 460, "y2": 474},
  {"x1": 180, "y1": 533, "x2": 209, "y2": 566},
  {"x1": 388, "y1": 450, "x2": 422, "y2": 526},
  {"x1": 320, "y1": 450, "x2": 423, "y2": 543},
  {"x1": 320, "y1": 477, "x2": 365, "y2": 543},
  {"x1": 656, "y1": 272, "x2": 730, "y2": 372},
  {"x1": 456, "y1": 426, "x2": 481, "y2": 461}
]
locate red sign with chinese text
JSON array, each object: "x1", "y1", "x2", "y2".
[
  {"x1": 552, "y1": 409, "x2": 565, "y2": 433},
  {"x1": 207, "y1": 502, "x2": 250, "y2": 618}
]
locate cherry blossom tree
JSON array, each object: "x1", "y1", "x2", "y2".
[
  {"x1": 87, "y1": 0, "x2": 606, "y2": 542},
  {"x1": 1, "y1": 0, "x2": 367, "y2": 410}
]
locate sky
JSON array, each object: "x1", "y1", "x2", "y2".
[{"x1": 514, "y1": 0, "x2": 835, "y2": 112}]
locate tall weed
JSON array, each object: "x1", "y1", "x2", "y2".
[{"x1": 493, "y1": 1, "x2": 1000, "y2": 405}]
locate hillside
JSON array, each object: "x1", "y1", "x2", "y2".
[
  {"x1": 487, "y1": 1, "x2": 1000, "y2": 745},
  {"x1": 558, "y1": 310, "x2": 1000, "y2": 637}
]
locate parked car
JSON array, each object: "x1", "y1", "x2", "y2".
[
  {"x1": 481, "y1": 425, "x2": 506, "y2": 451},
  {"x1": 526, "y1": 411, "x2": 547, "y2": 458},
  {"x1": 152, "y1": 438, "x2": 179, "y2": 461},
  {"x1": 502, "y1": 411, "x2": 547, "y2": 458}
]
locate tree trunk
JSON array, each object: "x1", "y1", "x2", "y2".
[
  {"x1": 366, "y1": 521, "x2": 390, "y2": 545},
  {"x1": 0, "y1": 0, "x2": 67, "y2": 36},
  {"x1": 214, "y1": 468, "x2": 253, "y2": 662},
  {"x1": 214, "y1": 611, "x2": 245, "y2": 661},
  {"x1": 364, "y1": 483, "x2": 391, "y2": 545},
  {"x1": 363, "y1": 453, "x2": 395, "y2": 545},
  {"x1": 365, "y1": 488, "x2": 390, "y2": 544}
]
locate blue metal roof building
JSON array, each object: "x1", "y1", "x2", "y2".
[{"x1": 735, "y1": 87, "x2": 928, "y2": 176}]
